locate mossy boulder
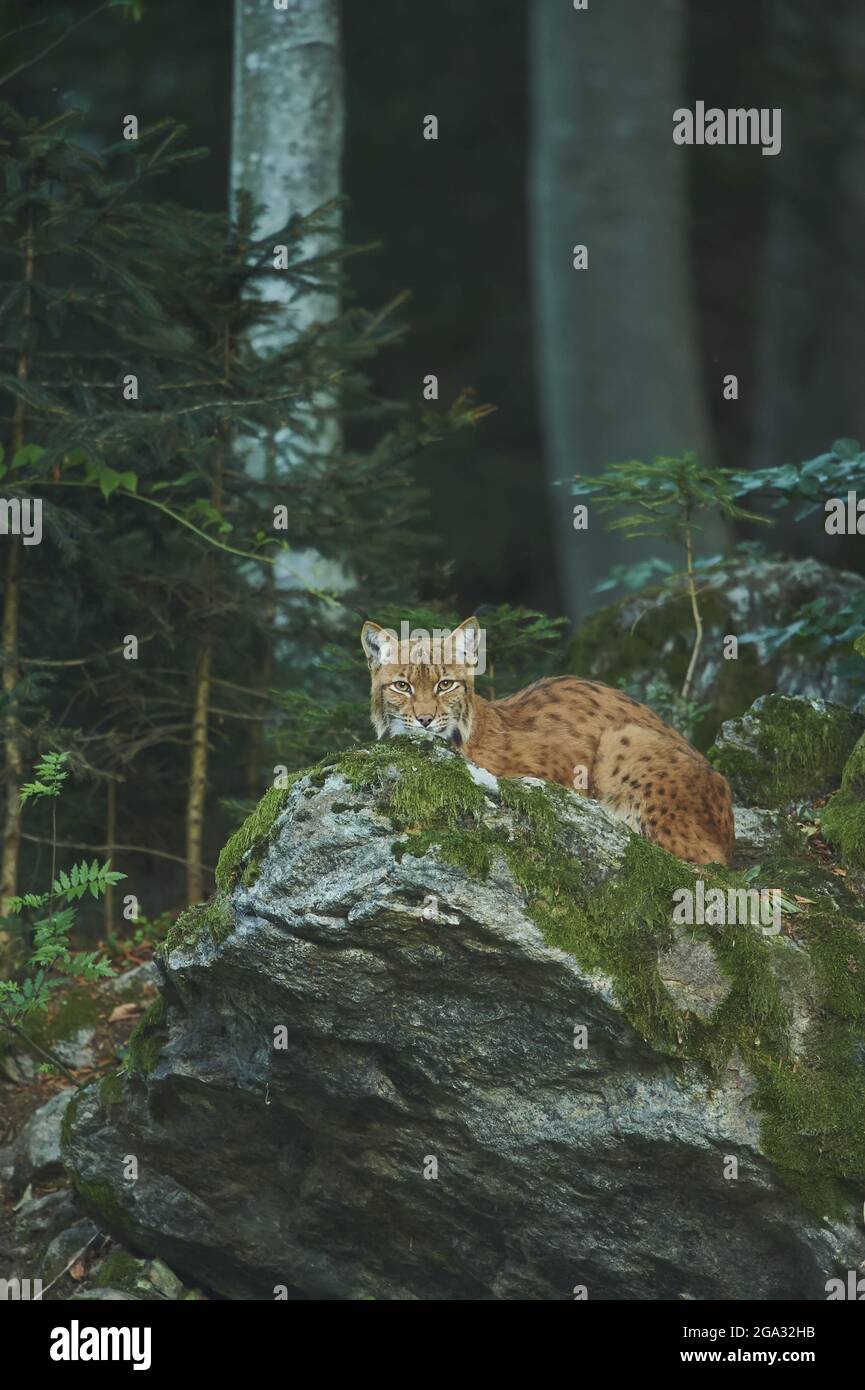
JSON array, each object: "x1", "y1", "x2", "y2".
[
  {"x1": 820, "y1": 733, "x2": 865, "y2": 870},
  {"x1": 63, "y1": 738, "x2": 865, "y2": 1300},
  {"x1": 567, "y1": 557, "x2": 865, "y2": 748},
  {"x1": 709, "y1": 695, "x2": 864, "y2": 807},
  {"x1": 0, "y1": 986, "x2": 100, "y2": 1082}
]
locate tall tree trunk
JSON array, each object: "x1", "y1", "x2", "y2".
[
  {"x1": 1, "y1": 543, "x2": 23, "y2": 935},
  {"x1": 528, "y1": 0, "x2": 715, "y2": 622},
  {"x1": 103, "y1": 778, "x2": 116, "y2": 936},
  {"x1": 230, "y1": 0, "x2": 346, "y2": 558},
  {"x1": 1, "y1": 198, "x2": 34, "y2": 962},
  {"x1": 752, "y1": 0, "x2": 865, "y2": 568},
  {"x1": 185, "y1": 636, "x2": 213, "y2": 906},
  {"x1": 231, "y1": 0, "x2": 344, "y2": 353},
  {"x1": 231, "y1": 0, "x2": 347, "y2": 799},
  {"x1": 245, "y1": 584, "x2": 274, "y2": 802},
  {"x1": 184, "y1": 401, "x2": 226, "y2": 907}
]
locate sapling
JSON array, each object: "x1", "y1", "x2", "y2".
[{"x1": 568, "y1": 452, "x2": 770, "y2": 701}]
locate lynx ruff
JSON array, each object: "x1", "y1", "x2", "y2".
[{"x1": 362, "y1": 616, "x2": 734, "y2": 866}]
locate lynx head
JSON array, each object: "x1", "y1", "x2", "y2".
[{"x1": 361, "y1": 617, "x2": 480, "y2": 745}]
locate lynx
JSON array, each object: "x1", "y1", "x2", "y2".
[{"x1": 362, "y1": 616, "x2": 734, "y2": 866}]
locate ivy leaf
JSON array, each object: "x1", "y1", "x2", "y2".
[{"x1": 11, "y1": 443, "x2": 45, "y2": 470}]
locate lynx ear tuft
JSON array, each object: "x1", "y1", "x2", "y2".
[{"x1": 361, "y1": 620, "x2": 389, "y2": 668}]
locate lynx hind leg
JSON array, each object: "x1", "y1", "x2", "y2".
[{"x1": 593, "y1": 724, "x2": 733, "y2": 866}]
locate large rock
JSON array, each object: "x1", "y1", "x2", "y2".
[
  {"x1": 15, "y1": 1088, "x2": 74, "y2": 1182},
  {"x1": 63, "y1": 739, "x2": 865, "y2": 1301},
  {"x1": 820, "y1": 732, "x2": 865, "y2": 871},
  {"x1": 709, "y1": 695, "x2": 864, "y2": 806},
  {"x1": 567, "y1": 557, "x2": 864, "y2": 747}
]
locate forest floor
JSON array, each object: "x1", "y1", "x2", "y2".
[{"x1": 0, "y1": 943, "x2": 157, "y2": 1299}]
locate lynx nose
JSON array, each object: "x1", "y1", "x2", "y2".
[{"x1": 416, "y1": 715, "x2": 433, "y2": 727}]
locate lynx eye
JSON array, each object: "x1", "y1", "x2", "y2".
[
  {"x1": 390, "y1": 680, "x2": 412, "y2": 692},
  {"x1": 436, "y1": 679, "x2": 458, "y2": 692}
]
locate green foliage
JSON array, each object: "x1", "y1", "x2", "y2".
[
  {"x1": 616, "y1": 675, "x2": 711, "y2": 743},
  {"x1": 0, "y1": 102, "x2": 487, "y2": 920},
  {"x1": 568, "y1": 452, "x2": 768, "y2": 545},
  {"x1": 732, "y1": 442, "x2": 865, "y2": 659},
  {"x1": 19, "y1": 750, "x2": 69, "y2": 806},
  {"x1": 731, "y1": 438, "x2": 865, "y2": 522},
  {"x1": 571, "y1": 445, "x2": 865, "y2": 672},
  {"x1": 740, "y1": 590, "x2": 865, "y2": 661},
  {"x1": 473, "y1": 605, "x2": 568, "y2": 695},
  {"x1": 593, "y1": 557, "x2": 675, "y2": 594},
  {"x1": 106, "y1": 910, "x2": 173, "y2": 958},
  {"x1": 0, "y1": 753, "x2": 119, "y2": 1040},
  {"x1": 567, "y1": 453, "x2": 769, "y2": 700}
]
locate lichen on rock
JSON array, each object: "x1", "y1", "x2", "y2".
[{"x1": 61, "y1": 737, "x2": 865, "y2": 1300}]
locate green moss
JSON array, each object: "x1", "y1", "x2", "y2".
[
  {"x1": 215, "y1": 780, "x2": 300, "y2": 891},
  {"x1": 820, "y1": 792, "x2": 865, "y2": 870},
  {"x1": 71, "y1": 1175, "x2": 137, "y2": 1243},
  {"x1": 196, "y1": 735, "x2": 865, "y2": 1215},
  {"x1": 709, "y1": 695, "x2": 863, "y2": 806},
  {"x1": 213, "y1": 739, "x2": 490, "y2": 897},
  {"x1": 60, "y1": 1085, "x2": 85, "y2": 1152},
  {"x1": 21, "y1": 986, "x2": 102, "y2": 1059},
  {"x1": 95, "y1": 1251, "x2": 144, "y2": 1292},
  {"x1": 820, "y1": 733, "x2": 865, "y2": 869},
  {"x1": 330, "y1": 737, "x2": 488, "y2": 829},
  {"x1": 749, "y1": 880, "x2": 865, "y2": 1212},
  {"x1": 161, "y1": 893, "x2": 235, "y2": 956},
  {"x1": 123, "y1": 995, "x2": 168, "y2": 1078},
  {"x1": 387, "y1": 755, "x2": 865, "y2": 1216},
  {"x1": 841, "y1": 732, "x2": 865, "y2": 799},
  {"x1": 98, "y1": 1071, "x2": 125, "y2": 1113}
]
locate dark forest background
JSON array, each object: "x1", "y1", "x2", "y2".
[
  {"x1": 7, "y1": 0, "x2": 864, "y2": 613},
  {"x1": 1, "y1": 0, "x2": 864, "y2": 949}
]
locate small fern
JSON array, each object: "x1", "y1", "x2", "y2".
[{"x1": 0, "y1": 752, "x2": 122, "y2": 1081}]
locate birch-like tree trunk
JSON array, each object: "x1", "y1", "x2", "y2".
[
  {"x1": 231, "y1": 0, "x2": 344, "y2": 370},
  {"x1": 529, "y1": 0, "x2": 714, "y2": 622},
  {"x1": 230, "y1": 0, "x2": 347, "y2": 818},
  {"x1": 231, "y1": 0, "x2": 345, "y2": 515}
]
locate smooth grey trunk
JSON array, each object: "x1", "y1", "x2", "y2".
[
  {"x1": 528, "y1": 0, "x2": 715, "y2": 622},
  {"x1": 752, "y1": 0, "x2": 865, "y2": 528}
]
